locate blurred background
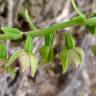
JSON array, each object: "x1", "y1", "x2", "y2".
[{"x1": 0, "y1": 0, "x2": 96, "y2": 96}]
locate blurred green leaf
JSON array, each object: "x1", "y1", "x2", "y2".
[
  {"x1": 1, "y1": 27, "x2": 23, "y2": 40},
  {"x1": 86, "y1": 17, "x2": 96, "y2": 26},
  {"x1": 0, "y1": 44, "x2": 7, "y2": 60},
  {"x1": 64, "y1": 33, "x2": 76, "y2": 49},
  {"x1": 24, "y1": 35, "x2": 33, "y2": 53},
  {"x1": 60, "y1": 48, "x2": 70, "y2": 73}
]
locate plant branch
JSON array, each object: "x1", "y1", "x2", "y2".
[
  {"x1": 71, "y1": 0, "x2": 86, "y2": 20},
  {"x1": 0, "y1": 16, "x2": 85, "y2": 40},
  {"x1": 28, "y1": 16, "x2": 85, "y2": 37}
]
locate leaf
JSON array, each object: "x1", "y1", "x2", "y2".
[
  {"x1": 7, "y1": 65, "x2": 15, "y2": 79},
  {"x1": 18, "y1": 52, "x2": 30, "y2": 72},
  {"x1": 86, "y1": 17, "x2": 96, "y2": 26},
  {"x1": 5, "y1": 50, "x2": 24, "y2": 68},
  {"x1": 0, "y1": 44, "x2": 7, "y2": 60},
  {"x1": 29, "y1": 54, "x2": 38, "y2": 77},
  {"x1": 1, "y1": 27, "x2": 23, "y2": 40},
  {"x1": 60, "y1": 48, "x2": 70, "y2": 73},
  {"x1": 64, "y1": 33, "x2": 76, "y2": 49},
  {"x1": 24, "y1": 35, "x2": 33, "y2": 53},
  {"x1": 92, "y1": 45, "x2": 96, "y2": 56}
]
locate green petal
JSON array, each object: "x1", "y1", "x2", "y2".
[
  {"x1": 60, "y1": 48, "x2": 70, "y2": 73},
  {"x1": 29, "y1": 54, "x2": 38, "y2": 77},
  {"x1": 24, "y1": 35, "x2": 33, "y2": 53},
  {"x1": 0, "y1": 44, "x2": 7, "y2": 60},
  {"x1": 69, "y1": 47, "x2": 84, "y2": 68},
  {"x1": 39, "y1": 45, "x2": 49, "y2": 63},
  {"x1": 64, "y1": 33, "x2": 76, "y2": 49},
  {"x1": 7, "y1": 65, "x2": 15, "y2": 79},
  {"x1": 18, "y1": 52, "x2": 30, "y2": 72}
]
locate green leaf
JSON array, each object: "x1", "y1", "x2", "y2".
[
  {"x1": 64, "y1": 33, "x2": 76, "y2": 49},
  {"x1": 86, "y1": 17, "x2": 96, "y2": 26},
  {"x1": 0, "y1": 44, "x2": 7, "y2": 60},
  {"x1": 29, "y1": 54, "x2": 38, "y2": 77},
  {"x1": 24, "y1": 35, "x2": 33, "y2": 53},
  {"x1": 1, "y1": 27, "x2": 23, "y2": 40},
  {"x1": 92, "y1": 45, "x2": 96, "y2": 56},
  {"x1": 5, "y1": 50, "x2": 24, "y2": 68},
  {"x1": 7, "y1": 65, "x2": 15, "y2": 79},
  {"x1": 60, "y1": 48, "x2": 70, "y2": 73}
]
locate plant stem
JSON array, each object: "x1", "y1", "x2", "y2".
[
  {"x1": 71, "y1": 0, "x2": 86, "y2": 21},
  {"x1": 0, "y1": 16, "x2": 85, "y2": 40},
  {"x1": 28, "y1": 16, "x2": 85, "y2": 37},
  {"x1": 25, "y1": 9, "x2": 38, "y2": 31}
]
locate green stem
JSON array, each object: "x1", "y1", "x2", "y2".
[
  {"x1": 0, "y1": 16, "x2": 85, "y2": 40},
  {"x1": 25, "y1": 9, "x2": 38, "y2": 31},
  {"x1": 71, "y1": 0, "x2": 86, "y2": 21},
  {"x1": 28, "y1": 16, "x2": 85, "y2": 37}
]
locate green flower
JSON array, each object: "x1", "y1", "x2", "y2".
[{"x1": 5, "y1": 51, "x2": 38, "y2": 77}]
